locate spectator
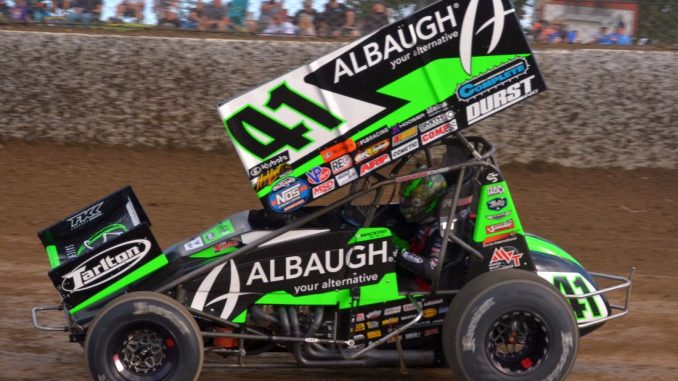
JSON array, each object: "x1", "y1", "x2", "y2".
[
  {"x1": 0, "y1": 0, "x2": 10, "y2": 20},
  {"x1": 609, "y1": 25, "x2": 632, "y2": 45},
  {"x1": 50, "y1": 0, "x2": 71, "y2": 16},
  {"x1": 262, "y1": 7, "x2": 294, "y2": 35},
  {"x1": 566, "y1": 29, "x2": 577, "y2": 44},
  {"x1": 110, "y1": 0, "x2": 143, "y2": 23},
  {"x1": 229, "y1": 0, "x2": 247, "y2": 30},
  {"x1": 296, "y1": 12, "x2": 315, "y2": 35},
  {"x1": 11, "y1": 0, "x2": 32, "y2": 22},
  {"x1": 596, "y1": 26, "x2": 612, "y2": 44},
  {"x1": 361, "y1": 0, "x2": 388, "y2": 35},
  {"x1": 324, "y1": 0, "x2": 357, "y2": 37},
  {"x1": 539, "y1": 22, "x2": 559, "y2": 43},
  {"x1": 68, "y1": 0, "x2": 102, "y2": 24},
  {"x1": 158, "y1": 1, "x2": 180, "y2": 27},
  {"x1": 31, "y1": 0, "x2": 51, "y2": 22},
  {"x1": 180, "y1": 4, "x2": 201, "y2": 29},
  {"x1": 200, "y1": 0, "x2": 229, "y2": 31},
  {"x1": 294, "y1": 0, "x2": 319, "y2": 33},
  {"x1": 258, "y1": 0, "x2": 281, "y2": 32}
]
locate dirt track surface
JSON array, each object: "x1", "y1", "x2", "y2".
[{"x1": 0, "y1": 141, "x2": 676, "y2": 380}]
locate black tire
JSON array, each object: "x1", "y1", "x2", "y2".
[
  {"x1": 84, "y1": 292, "x2": 204, "y2": 381},
  {"x1": 442, "y1": 270, "x2": 578, "y2": 381}
]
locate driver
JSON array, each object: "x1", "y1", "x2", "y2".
[{"x1": 396, "y1": 173, "x2": 448, "y2": 281}]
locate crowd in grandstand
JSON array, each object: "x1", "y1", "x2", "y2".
[{"x1": 0, "y1": 0, "x2": 394, "y2": 37}]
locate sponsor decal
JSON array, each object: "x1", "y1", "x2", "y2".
[
  {"x1": 321, "y1": 139, "x2": 356, "y2": 163},
  {"x1": 426, "y1": 101, "x2": 449, "y2": 116},
  {"x1": 486, "y1": 219, "x2": 515, "y2": 234},
  {"x1": 214, "y1": 240, "x2": 239, "y2": 253},
  {"x1": 184, "y1": 236, "x2": 205, "y2": 251},
  {"x1": 424, "y1": 298, "x2": 444, "y2": 307},
  {"x1": 255, "y1": 163, "x2": 293, "y2": 191},
  {"x1": 354, "y1": 323, "x2": 365, "y2": 332},
  {"x1": 402, "y1": 251, "x2": 423, "y2": 264},
  {"x1": 336, "y1": 168, "x2": 359, "y2": 186},
  {"x1": 487, "y1": 185, "x2": 504, "y2": 196},
  {"x1": 405, "y1": 332, "x2": 421, "y2": 340},
  {"x1": 332, "y1": 5, "x2": 459, "y2": 84},
  {"x1": 367, "y1": 330, "x2": 382, "y2": 340},
  {"x1": 459, "y1": 0, "x2": 515, "y2": 75},
  {"x1": 312, "y1": 179, "x2": 336, "y2": 199},
  {"x1": 330, "y1": 154, "x2": 353, "y2": 175},
  {"x1": 271, "y1": 176, "x2": 296, "y2": 192},
  {"x1": 384, "y1": 306, "x2": 402, "y2": 316},
  {"x1": 77, "y1": 224, "x2": 127, "y2": 256},
  {"x1": 390, "y1": 138, "x2": 419, "y2": 159},
  {"x1": 487, "y1": 211, "x2": 511, "y2": 221},
  {"x1": 248, "y1": 151, "x2": 290, "y2": 179},
  {"x1": 401, "y1": 313, "x2": 418, "y2": 321},
  {"x1": 486, "y1": 172, "x2": 500, "y2": 183},
  {"x1": 366, "y1": 309, "x2": 382, "y2": 319},
  {"x1": 267, "y1": 178, "x2": 310, "y2": 213},
  {"x1": 61, "y1": 239, "x2": 151, "y2": 292},
  {"x1": 397, "y1": 113, "x2": 425, "y2": 130},
  {"x1": 391, "y1": 126, "x2": 417, "y2": 147},
  {"x1": 438, "y1": 306, "x2": 448, "y2": 314},
  {"x1": 353, "y1": 334, "x2": 365, "y2": 341},
  {"x1": 245, "y1": 241, "x2": 390, "y2": 286},
  {"x1": 355, "y1": 313, "x2": 365, "y2": 322},
  {"x1": 489, "y1": 246, "x2": 523, "y2": 271},
  {"x1": 423, "y1": 308, "x2": 438, "y2": 319},
  {"x1": 306, "y1": 166, "x2": 331, "y2": 185},
  {"x1": 481, "y1": 234, "x2": 517, "y2": 248},
  {"x1": 359, "y1": 153, "x2": 391, "y2": 176},
  {"x1": 356, "y1": 127, "x2": 389, "y2": 147},
  {"x1": 458, "y1": 58, "x2": 529, "y2": 101},
  {"x1": 487, "y1": 197, "x2": 507, "y2": 211},
  {"x1": 367, "y1": 321, "x2": 380, "y2": 329},
  {"x1": 423, "y1": 327, "x2": 440, "y2": 337},
  {"x1": 403, "y1": 302, "x2": 422, "y2": 312},
  {"x1": 417, "y1": 111, "x2": 455, "y2": 133},
  {"x1": 382, "y1": 317, "x2": 399, "y2": 326},
  {"x1": 467, "y1": 76, "x2": 538, "y2": 124},
  {"x1": 354, "y1": 139, "x2": 390, "y2": 163},
  {"x1": 421, "y1": 121, "x2": 457, "y2": 145},
  {"x1": 67, "y1": 202, "x2": 104, "y2": 230}
]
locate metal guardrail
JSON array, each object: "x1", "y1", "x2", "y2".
[{"x1": 564, "y1": 268, "x2": 636, "y2": 329}]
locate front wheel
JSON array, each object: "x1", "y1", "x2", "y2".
[
  {"x1": 442, "y1": 269, "x2": 578, "y2": 381},
  {"x1": 84, "y1": 291, "x2": 204, "y2": 381}
]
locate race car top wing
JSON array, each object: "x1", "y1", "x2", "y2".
[{"x1": 218, "y1": 0, "x2": 546, "y2": 213}]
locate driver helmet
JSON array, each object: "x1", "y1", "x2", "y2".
[{"x1": 399, "y1": 171, "x2": 448, "y2": 222}]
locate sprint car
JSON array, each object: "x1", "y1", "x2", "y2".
[{"x1": 32, "y1": 1, "x2": 633, "y2": 380}]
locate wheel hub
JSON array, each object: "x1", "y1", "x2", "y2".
[
  {"x1": 120, "y1": 329, "x2": 167, "y2": 375},
  {"x1": 486, "y1": 311, "x2": 550, "y2": 375}
]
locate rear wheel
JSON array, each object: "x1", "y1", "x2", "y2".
[
  {"x1": 442, "y1": 270, "x2": 578, "y2": 381},
  {"x1": 85, "y1": 292, "x2": 203, "y2": 381}
]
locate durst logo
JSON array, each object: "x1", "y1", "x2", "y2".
[
  {"x1": 61, "y1": 239, "x2": 151, "y2": 292},
  {"x1": 459, "y1": 0, "x2": 515, "y2": 75},
  {"x1": 67, "y1": 202, "x2": 104, "y2": 230}
]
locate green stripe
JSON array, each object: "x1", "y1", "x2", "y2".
[
  {"x1": 46, "y1": 245, "x2": 60, "y2": 269},
  {"x1": 525, "y1": 234, "x2": 581, "y2": 266},
  {"x1": 69, "y1": 254, "x2": 169, "y2": 314}
]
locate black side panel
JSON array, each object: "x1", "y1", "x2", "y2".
[
  {"x1": 38, "y1": 186, "x2": 150, "y2": 266},
  {"x1": 48, "y1": 224, "x2": 163, "y2": 310},
  {"x1": 187, "y1": 230, "x2": 396, "y2": 321}
]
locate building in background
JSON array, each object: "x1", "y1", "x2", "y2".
[{"x1": 533, "y1": 0, "x2": 639, "y2": 43}]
